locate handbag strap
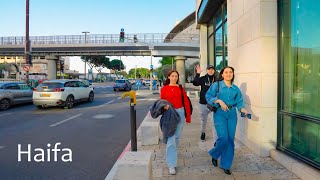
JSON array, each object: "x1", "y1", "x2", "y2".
[
  {"x1": 179, "y1": 85, "x2": 185, "y2": 107},
  {"x1": 216, "y1": 81, "x2": 220, "y2": 97},
  {"x1": 179, "y1": 85, "x2": 187, "y2": 116}
]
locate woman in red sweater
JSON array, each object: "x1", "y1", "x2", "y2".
[{"x1": 160, "y1": 70, "x2": 191, "y2": 175}]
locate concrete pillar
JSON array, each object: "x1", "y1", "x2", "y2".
[
  {"x1": 16, "y1": 72, "x2": 20, "y2": 80},
  {"x1": 199, "y1": 25, "x2": 208, "y2": 76},
  {"x1": 175, "y1": 56, "x2": 187, "y2": 87},
  {"x1": 45, "y1": 55, "x2": 58, "y2": 80},
  {"x1": 4, "y1": 71, "x2": 9, "y2": 79}
]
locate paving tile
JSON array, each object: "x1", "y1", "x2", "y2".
[
  {"x1": 134, "y1": 99, "x2": 301, "y2": 180},
  {"x1": 202, "y1": 173, "x2": 235, "y2": 180}
]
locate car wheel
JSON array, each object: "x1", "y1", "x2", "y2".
[
  {"x1": 64, "y1": 95, "x2": 74, "y2": 109},
  {"x1": 0, "y1": 98, "x2": 10, "y2": 111},
  {"x1": 88, "y1": 92, "x2": 94, "y2": 102},
  {"x1": 36, "y1": 105, "x2": 45, "y2": 109},
  {"x1": 113, "y1": 88, "x2": 116, "y2": 91}
]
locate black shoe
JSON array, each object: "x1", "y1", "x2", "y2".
[
  {"x1": 223, "y1": 169, "x2": 232, "y2": 175},
  {"x1": 200, "y1": 133, "x2": 206, "y2": 141},
  {"x1": 211, "y1": 158, "x2": 218, "y2": 167}
]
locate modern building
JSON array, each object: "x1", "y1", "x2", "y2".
[{"x1": 196, "y1": 0, "x2": 319, "y2": 178}]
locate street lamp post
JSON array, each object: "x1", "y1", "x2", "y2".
[
  {"x1": 149, "y1": 46, "x2": 154, "y2": 92},
  {"x1": 25, "y1": 0, "x2": 31, "y2": 84},
  {"x1": 82, "y1": 31, "x2": 90, "y2": 79},
  {"x1": 134, "y1": 65, "x2": 137, "y2": 80}
]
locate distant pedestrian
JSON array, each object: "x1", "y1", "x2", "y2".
[
  {"x1": 159, "y1": 70, "x2": 191, "y2": 175},
  {"x1": 193, "y1": 65, "x2": 219, "y2": 141},
  {"x1": 205, "y1": 66, "x2": 248, "y2": 175}
]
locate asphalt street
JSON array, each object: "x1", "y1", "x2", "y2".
[{"x1": 0, "y1": 84, "x2": 158, "y2": 180}]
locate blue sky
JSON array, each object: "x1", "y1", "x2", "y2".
[
  {"x1": 0, "y1": 0, "x2": 195, "y2": 73},
  {"x1": 1, "y1": 0, "x2": 195, "y2": 36}
]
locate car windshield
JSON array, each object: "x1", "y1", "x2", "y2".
[
  {"x1": 115, "y1": 80, "x2": 125, "y2": 83},
  {"x1": 36, "y1": 83, "x2": 64, "y2": 91}
]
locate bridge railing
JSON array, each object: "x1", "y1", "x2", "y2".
[{"x1": 0, "y1": 33, "x2": 199, "y2": 46}]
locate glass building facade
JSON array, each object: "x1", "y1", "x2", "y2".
[
  {"x1": 278, "y1": 0, "x2": 320, "y2": 169},
  {"x1": 207, "y1": 2, "x2": 228, "y2": 71}
]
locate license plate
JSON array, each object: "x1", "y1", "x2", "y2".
[{"x1": 40, "y1": 94, "x2": 51, "y2": 97}]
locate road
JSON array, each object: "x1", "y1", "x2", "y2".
[{"x1": 0, "y1": 84, "x2": 159, "y2": 180}]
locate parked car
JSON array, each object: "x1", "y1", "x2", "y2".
[
  {"x1": 0, "y1": 82, "x2": 34, "y2": 110},
  {"x1": 113, "y1": 79, "x2": 132, "y2": 91},
  {"x1": 33, "y1": 79, "x2": 94, "y2": 109},
  {"x1": 143, "y1": 80, "x2": 151, "y2": 86}
]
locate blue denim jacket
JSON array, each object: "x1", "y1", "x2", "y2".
[{"x1": 205, "y1": 80, "x2": 244, "y2": 111}]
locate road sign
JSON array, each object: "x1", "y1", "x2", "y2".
[
  {"x1": 150, "y1": 65, "x2": 153, "y2": 69},
  {"x1": 136, "y1": 80, "x2": 141, "y2": 87},
  {"x1": 121, "y1": 28, "x2": 124, "y2": 32},
  {"x1": 23, "y1": 64, "x2": 31, "y2": 72}
]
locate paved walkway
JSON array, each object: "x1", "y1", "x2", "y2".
[{"x1": 138, "y1": 98, "x2": 300, "y2": 180}]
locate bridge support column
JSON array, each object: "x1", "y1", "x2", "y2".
[
  {"x1": 45, "y1": 55, "x2": 58, "y2": 80},
  {"x1": 175, "y1": 56, "x2": 187, "y2": 88}
]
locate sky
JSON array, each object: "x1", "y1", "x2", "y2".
[{"x1": 0, "y1": 0, "x2": 195, "y2": 73}]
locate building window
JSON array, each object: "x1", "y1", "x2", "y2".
[
  {"x1": 207, "y1": 2, "x2": 227, "y2": 71},
  {"x1": 279, "y1": 0, "x2": 320, "y2": 169}
]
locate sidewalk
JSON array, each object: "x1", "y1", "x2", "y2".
[
  {"x1": 106, "y1": 93, "x2": 301, "y2": 180},
  {"x1": 137, "y1": 97, "x2": 300, "y2": 180}
]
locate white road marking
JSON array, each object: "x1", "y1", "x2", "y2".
[
  {"x1": 103, "y1": 100, "x2": 115, "y2": 105},
  {"x1": 117, "y1": 97, "x2": 122, "y2": 100},
  {"x1": 0, "y1": 146, "x2": 4, "y2": 150},
  {"x1": 50, "y1": 114, "x2": 82, "y2": 127},
  {"x1": 93, "y1": 114, "x2": 114, "y2": 119},
  {"x1": 0, "y1": 113, "x2": 12, "y2": 117},
  {"x1": 137, "y1": 98, "x2": 158, "y2": 101}
]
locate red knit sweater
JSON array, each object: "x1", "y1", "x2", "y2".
[{"x1": 160, "y1": 85, "x2": 191, "y2": 123}]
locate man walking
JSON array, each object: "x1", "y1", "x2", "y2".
[{"x1": 193, "y1": 65, "x2": 219, "y2": 141}]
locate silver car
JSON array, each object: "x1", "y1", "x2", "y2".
[{"x1": 0, "y1": 82, "x2": 34, "y2": 110}]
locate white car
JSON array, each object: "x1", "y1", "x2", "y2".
[{"x1": 33, "y1": 79, "x2": 94, "y2": 109}]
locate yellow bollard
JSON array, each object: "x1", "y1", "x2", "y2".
[{"x1": 121, "y1": 90, "x2": 137, "y2": 105}]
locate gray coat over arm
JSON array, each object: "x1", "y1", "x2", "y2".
[{"x1": 149, "y1": 99, "x2": 181, "y2": 144}]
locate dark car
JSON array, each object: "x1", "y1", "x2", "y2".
[
  {"x1": 113, "y1": 79, "x2": 132, "y2": 91},
  {"x1": 0, "y1": 82, "x2": 33, "y2": 110}
]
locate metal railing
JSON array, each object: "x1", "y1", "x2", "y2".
[{"x1": 0, "y1": 33, "x2": 199, "y2": 46}]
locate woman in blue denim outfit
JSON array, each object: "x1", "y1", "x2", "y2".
[{"x1": 205, "y1": 66, "x2": 248, "y2": 175}]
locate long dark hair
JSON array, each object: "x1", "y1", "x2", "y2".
[
  {"x1": 219, "y1": 66, "x2": 235, "y2": 83},
  {"x1": 163, "y1": 70, "x2": 180, "y2": 85}
]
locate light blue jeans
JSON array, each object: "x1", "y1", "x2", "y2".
[
  {"x1": 208, "y1": 107, "x2": 237, "y2": 170},
  {"x1": 166, "y1": 107, "x2": 185, "y2": 168}
]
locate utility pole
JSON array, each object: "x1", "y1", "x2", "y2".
[{"x1": 25, "y1": 0, "x2": 31, "y2": 84}]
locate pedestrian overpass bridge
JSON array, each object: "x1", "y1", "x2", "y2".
[
  {"x1": 0, "y1": 33, "x2": 200, "y2": 85},
  {"x1": 0, "y1": 33, "x2": 199, "y2": 57}
]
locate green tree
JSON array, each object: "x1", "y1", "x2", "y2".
[
  {"x1": 110, "y1": 59, "x2": 125, "y2": 71},
  {"x1": 159, "y1": 57, "x2": 175, "y2": 66},
  {"x1": 118, "y1": 71, "x2": 128, "y2": 78},
  {"x1": 0, "y1": 64, "x2": 5, "y2": 78},
  {"x1": 81, "y1": 56, "x2": 111, "y2": 80},
  {"x1": 128, "y1": 68, "x2": 150, "y2": 78}
]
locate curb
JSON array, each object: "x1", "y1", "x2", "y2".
[{"x1": 104, "y1": 112, "x2": 152, "y2": 180}]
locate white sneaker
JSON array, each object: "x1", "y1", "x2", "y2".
[{"x1": 169, "y1": 167, "x2": 176, "y2": 175}]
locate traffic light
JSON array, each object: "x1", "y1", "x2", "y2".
[
  {"x1": 60, "y1": 59, "x2": 65, "y2": 72},
  {"x1": 120, "y1": 32, "x2": 125, "y2": 42}
]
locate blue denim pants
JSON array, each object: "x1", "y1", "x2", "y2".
[
  {"x1": 166, "y1": 107, "x2": 185, "y2": 168},
  {"x1": 208, "y1": 107, "x2": 237, "y2": 170}
]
